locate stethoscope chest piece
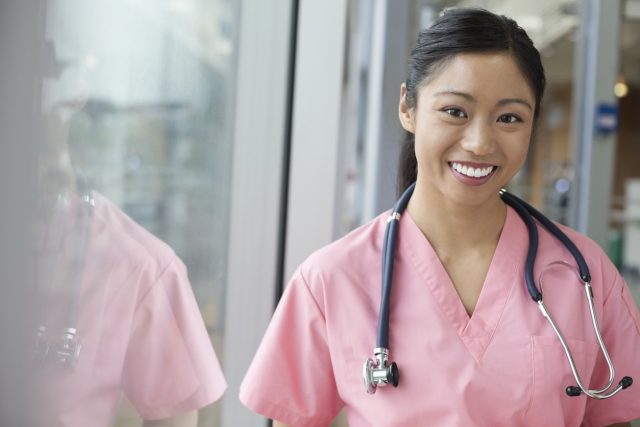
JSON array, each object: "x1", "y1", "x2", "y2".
[
  {"x1": 363, "y1": 347, "x2": 399, "y2": 394},
  {"x1": 52, "y1": 327, "x2": 82, "y2": 368},
  {"x1": 32, "y1": 326, "x2": 82, "y2": 369}
]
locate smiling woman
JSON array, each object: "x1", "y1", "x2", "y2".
[
  {"x1": 399, "y1": 52, "x2": 535, "y2": 211},
  {"x1": 239, "y1": 7, "x2": 640, "y2": 427},
  {"x1": 396, "y1": 51, "x2": 538, "y2": 316}
]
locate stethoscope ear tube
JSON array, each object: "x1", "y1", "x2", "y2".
[
  {"x1": 33, "y1": 181, "x2": 94, "y2": 370},
  {"x1": 365, "y1": 183, "x2": 415, "y2": 394},
  {"x1": 377, "y1": 217, "x2": 397, "y2": 349},
  {"x1": 376, "y1": 183, "x2": 415, "y2": 349},
  {"x1": 502, "y1": 188, "x2": 632, "y2": 399},
  {"x1": 567, "y1": 376, "x2": 633, "y2": 397},
  {"x1": 499, "y1": 190, "x2": 542, "y2": 302},
  {"x1": 504, "y1": 191, "x2": 591, "y2": 283}
]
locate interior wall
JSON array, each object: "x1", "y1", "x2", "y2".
[
  {"x1": 530, "y1": 85, "x2": 574, "y2": 211},
  {"x1": 614, "y1": 84, "x2": 640, "y2": 201}
]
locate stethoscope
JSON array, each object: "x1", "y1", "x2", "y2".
[
  {"x1": 363, "y1": 182, "x2": 633, "y2": 399},
  {"x1": 33, "y1": 177, "x2": 94, "y2": 369}
]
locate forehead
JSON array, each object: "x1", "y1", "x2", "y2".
[{"x1": 419, "y1": 52, "x2": 535, "y2": 102}]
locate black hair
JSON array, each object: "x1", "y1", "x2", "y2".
[{"x1": 397, "y1": 7, "x2": 546, "y2": 195}]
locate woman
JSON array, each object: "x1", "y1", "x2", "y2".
[
  {"x1": 240, "y1": 8, "x2": 640, "y2": 426},
  {"x1": 33, "y1": 62, "x2": 226, "y2": 426}
]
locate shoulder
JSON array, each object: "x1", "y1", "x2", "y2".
[
  {"x1": 541, "y1": 219, "x2": 621, "y2": 298},
  {"x1": 91, "y1": 191, "x2": 177, "y2": 265},
  {"x1": 88, "y1": 192, "x2": 185, "y2": 297},
  {"x1": 294, "y1": 212, "x2": 388, "y2": 299},
  {"x1": 554, "y1": 222, "x2": 613, "y2": 272},
  {"x1": 301, "y1": 212, "x2": 387, "y2": 275}
]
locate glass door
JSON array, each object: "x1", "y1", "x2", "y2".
[{"x1": 26, "y1": 0, "x2": 295, "y2": 426}]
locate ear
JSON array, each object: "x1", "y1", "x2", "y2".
[{"x1": 398, "y1": 83, "x2": 415, "y2": 133}]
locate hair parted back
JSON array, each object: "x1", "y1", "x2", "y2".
[{"x1": 397, "y1": 7, "x2": 546, "y2": 195}]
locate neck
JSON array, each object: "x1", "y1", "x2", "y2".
[{"x1": 406, "y1": 183, "x2": 507, "y2": 257}]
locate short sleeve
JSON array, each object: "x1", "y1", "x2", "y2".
[
  {"x1": 239, "y1": 267, "x2": 344, "y2": 427},
  {"x1": 122, "y1": 257, "x2": 226, "y2": 420},
  {"x1": 582, "y1": 270, "x2": 640, "y2": 426}
]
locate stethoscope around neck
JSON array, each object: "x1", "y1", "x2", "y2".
[
  {"x1": 363, "y1": 182, "x2": 633, "y2": 399},
  {"x1": 33, "y1": 177, "x2": 94, "y2": 369}
]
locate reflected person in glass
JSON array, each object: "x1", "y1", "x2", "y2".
[{"x1": 33, "y1": 43, "x2": 226, "y2": 427}]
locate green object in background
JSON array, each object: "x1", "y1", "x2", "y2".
[{"x1": 607, "y1": 228, "x2": 623, "y2": 269}]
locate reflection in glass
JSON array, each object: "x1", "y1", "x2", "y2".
[{"x1": 37, "y1": 0, "x2": 238, "y2": 425}]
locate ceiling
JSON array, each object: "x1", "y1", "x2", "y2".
[{"x1": 416, "y1": 0, "x2": 640, "y2": 86}]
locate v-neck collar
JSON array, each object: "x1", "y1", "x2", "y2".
[{"x1": 398, "y1": 205, "x2": 527, "y2": 362}]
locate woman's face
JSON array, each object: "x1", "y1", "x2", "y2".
[{"x1": 399, "y1": 52, "x2": 536, "y2": 208}]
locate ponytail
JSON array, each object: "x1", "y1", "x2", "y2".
[{"x1": 397, "y1": 130, "x2": 417, "y2": 196}]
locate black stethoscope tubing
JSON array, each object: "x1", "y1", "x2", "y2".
[
  {"x1": 34, "y1": 175, "x2": 94, "y2": 368},
  {"x1": 377, "y1": 182, "x2": 413, "y2": 349},
  {"x1": 377, "y1": 182, "x2": 589, "y2": 347},
  {"x1": 500, "y1": 189, "x2": 591, "y2": 300},
  {"x1": 366, "y1": 181, "x2": 632, "y2": 397}
]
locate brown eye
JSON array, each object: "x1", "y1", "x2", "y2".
[
  {"x1": 497, "y1": 114, "x2": 522, "y2": 123},
  {"x1": 443, "y1": 107, "x2": 467, "y2": 118}
]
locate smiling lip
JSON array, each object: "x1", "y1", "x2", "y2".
[{"x1": 449, "y1": 161, "x2": 497, "y2": 186}]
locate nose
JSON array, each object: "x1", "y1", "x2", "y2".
[{"x1": 461, "y1": 120, "x2": 496, "y2": 156}]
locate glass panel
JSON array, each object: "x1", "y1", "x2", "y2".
[
  {"x1": 617, "y1": 7, "x2": 640, "y2": 307},
  {"x1": 37, "y1": 0, "x2": 237, "y2": 425},
  {"x1": 433, "y1": 1, "x2": 580, "y2": 221}
]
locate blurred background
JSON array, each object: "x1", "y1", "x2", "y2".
[{"x1": 0, "y1": 0, "x2": 638, "y2": 426}]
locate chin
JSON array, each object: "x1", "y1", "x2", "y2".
[{"x1": 447, "y1": 186, "x2": 502, "y2": 208}]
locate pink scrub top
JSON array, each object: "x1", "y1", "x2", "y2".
[
  {"x1": 36, "y1": 192, "x2": 226, "y2": 426},
  {"x1": 240, "y1": 206, "x2": 640, "y2": 426}
]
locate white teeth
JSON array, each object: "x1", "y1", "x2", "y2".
[{"x1": 451, "y1": 162, "x2": 495, "y2": 178}]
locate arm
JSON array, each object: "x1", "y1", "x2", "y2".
[
  {"x1": 239, "y1": 268, "x2": 343, "y2": 425},
  {"x1": 123, "y1": 258, "x2": 226, "y2": 424},
  {"x1": 142, "y1": 410, "x2": 198, "y2": 427},
  {"x1": 272, "y1": 422, "x2": 291, "y2": 427}
]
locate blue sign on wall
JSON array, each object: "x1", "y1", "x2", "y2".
[{"x1": 595, "y1": 103, "x2": 618, "y2": 135}]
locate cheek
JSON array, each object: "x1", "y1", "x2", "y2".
[
  {"x1": 413, "y1": 129, "x2": 459, "y2": 172},
  {"x1": 413, "y1": 141, "x2": 435, "y2": 177},
  {"x1": 502, "y1": 134, "x2": 531, "y2": 169},
  {"x1": 413, "y1": 118, "x2": 456, "y2": 152},
  {"x1": 413, "y1": 134, "x2": 443, "y2": 165}
]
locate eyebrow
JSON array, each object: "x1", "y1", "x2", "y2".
[{"x1": 433, "y1": 90, "x2": 533, "y2": 111}]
